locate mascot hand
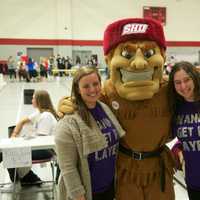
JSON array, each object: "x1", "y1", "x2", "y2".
[{"x1": 57, "y1": 96, "x2": 77, "y2": 118}]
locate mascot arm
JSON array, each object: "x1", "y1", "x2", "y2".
[{"x1": 57, "y1": 96, "x2": 77, "y2": 118}]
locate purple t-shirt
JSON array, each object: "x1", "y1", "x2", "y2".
[
  {"x1": 173, "y1": 100, "x2": 200, "y2": 190},
  {"x1": 88, "y1": 103, "x2": 119, "y2": 194}
]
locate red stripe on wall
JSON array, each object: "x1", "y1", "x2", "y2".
[
  {"x1": 0, "y1": 38, "x2": 200, "y2": 47},
  {"x1": 167, "y1": 41, "x2": 200, "y2": 47},
  {"x1": 0, "y1": 38, "x2": 102, "y2": 46}
]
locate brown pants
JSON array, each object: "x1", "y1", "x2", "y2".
[{"x1": 116, "y1": 171, "x2": 175, "y2": 200}]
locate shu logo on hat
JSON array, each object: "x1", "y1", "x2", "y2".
[{"x1": 122, "y1": 23, "x2": 148, "y2": 35}]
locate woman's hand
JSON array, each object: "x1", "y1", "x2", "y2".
[
  {"x1": 178, "y1": 151, "x2": 184, "y2": 166},
  {"x1": 178, "y1": 150, "x2": 185, "y2": 177},
  {"x1": 10, "y1": 132, "x2": 17, "y2": 138},
  {"x1": 75, "y1": 195, "x2": 86, "y2": 200}
]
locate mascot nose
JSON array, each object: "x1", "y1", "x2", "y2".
[{"x1": 130, "y1": 49, "x2": 148, "y2": 70}]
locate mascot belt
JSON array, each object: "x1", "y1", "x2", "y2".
[{"x1": 119, "y1": 144, "x2": 166, "y2": 192}]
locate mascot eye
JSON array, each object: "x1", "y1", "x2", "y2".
[
  {"x1": 143, "y1": 49, "x2": 155, "y2": 58},
  {"x1": 121, "y1": 50, "x2": 133, "y2": 59}
]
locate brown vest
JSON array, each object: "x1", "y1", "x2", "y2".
[
  {"x1": 103, "y1": 80, "x2": 171, "y2": 150},
  {"x1": 102, "y1": 80, "x2": 175, "y2": 186}
]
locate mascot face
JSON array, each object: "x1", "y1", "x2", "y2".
[
  {"x1": 106, "y1": 40, "x2": 165, "y2": 100},
  {"x1": 103, "y1": 18, "x2": 166, "y2": 101}
]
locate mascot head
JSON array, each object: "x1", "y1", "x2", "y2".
[{"x1": 103, "y1": 18, "x2": 166, "y2": 101}]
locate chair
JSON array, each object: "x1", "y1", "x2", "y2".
[
  {"x1": 24, "y1": 89, "x2": 35, "y2": 104},
  {"x1": 27, "y1": 155, "x2": 57, "y2": 199},
  {"x1": 0, "y1": 126, "x2": 57, "y2": 199}
]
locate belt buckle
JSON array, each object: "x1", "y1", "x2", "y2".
[{"x1": 132, "y1": 151, "x2": 143, "y2": 160}]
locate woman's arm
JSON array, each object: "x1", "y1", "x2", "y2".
[
  {"x1": 171, "y1": 140, "x2": 184, "y2": 170},
  {"x1": 11, "y1": 117, "x2": 30, "y2": 137},
  {"x1": 55, "y1": 119, "x2": 86, "y2": 199}
]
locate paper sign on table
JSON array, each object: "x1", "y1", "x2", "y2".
[{"x1": 2, "y1": 146, "x2": 32, "y2": 168}]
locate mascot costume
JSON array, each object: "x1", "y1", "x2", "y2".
[{"x1": 58, "y1": 18, "x2": 175, "y2": 200}]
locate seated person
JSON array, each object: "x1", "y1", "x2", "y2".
[{"x1": 8, "y1": 90, "x2": 58, "y2": 185}]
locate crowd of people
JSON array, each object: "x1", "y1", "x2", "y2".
[
  {"x1": 1, "y1": 53, "x2": 99, "y2": 82},
  {"x1": 5, "y1": 56, "x2": 51, "y2": 82}
]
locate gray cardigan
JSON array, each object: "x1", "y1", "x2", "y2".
[{"x1": 54, "y1": 101, "x2": 125, "y2": 200}]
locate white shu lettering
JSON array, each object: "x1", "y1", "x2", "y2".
[{"x1": 122, "y1": 23, "x2": 148, "y2": 35}]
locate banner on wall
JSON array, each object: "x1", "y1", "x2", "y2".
[{"x1": 143, "y1": 6, "x2": 166, "y2": 26}]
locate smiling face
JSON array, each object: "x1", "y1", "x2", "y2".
[
  {"x1": 78, "y1": 72, "x2": 101, "y2": 108},
  {"x1": 106, "y1": 40, "x2": 165, "y2": 100},
  {"x1": 174, "y1": 69, "x2": 195, "y2": 102}
]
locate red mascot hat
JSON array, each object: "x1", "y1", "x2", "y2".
[{"x1": 103, "y1": 18, "x2": 166, "y2": 55}]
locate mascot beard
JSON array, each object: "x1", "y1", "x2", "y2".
[{"x1": 58, "y1": 18, "x2": 176, "y2": 200}]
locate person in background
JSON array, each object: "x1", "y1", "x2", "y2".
[
  {"x1": 26, "y1": 57, "x2": 37, "y2": 81},
  {"x1": 56, "y1": 54, "x2": 64, "y2": 77},
  {"x1": 54, "y1": 67, "x2": 125, "y2": 200},
  {"x1": 9, "y1": 90, "x2": 58, "y2": 185},
  {"x1": 75, "y1": 55, "x2": 81, "y2": 65},
  {"x1": 40, "y1": 58, "x2": 48, "y2": 81},
  {"x1": 17, "y1": 61, "x2": 30, "y2": 82},
  {"x1": 91, "y1": 55, "x2": 98, "y2": 67},
  {"x1": 49, "y1": 55, "x2": 55, "y2": 76},
  {"x1": 167, "y1": 61, "x2": 200, "y2": 200},
  {"x1": 7, "y1": 56, "x2": 16, "y2": 81},
  {"x1": 65, "y1": 56, "x2": 72, "y2": 70}
]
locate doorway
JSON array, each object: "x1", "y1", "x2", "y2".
[
  {"x1": 72, "y1": 50, "x2": 92, "y2": 66},
  {"x1": 27, "y1": 48, "x2": 54, "y2": 64}
]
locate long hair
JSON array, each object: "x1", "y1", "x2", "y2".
[
  {"x1": 167, "y1": 61, "x2": 200, "y2": 120},
  {"x1": 71, "y1": 66, "x2": 101, "y2": 127},
  {"x1": 34, "y1": 90, "x2": 58, "y2": 120}
]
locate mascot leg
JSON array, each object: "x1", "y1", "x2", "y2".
[
  {"x1": 116, "y1": 179, "x2": 144, "y2": 200},
  {"x1": 143, "y1": 171, "x2": 175, "y2": 200},
  {"x1": 116, "y1": 154, "x2": 175, "y2": 200},
  {"x1": 116, "y1": 172, "x2": 175, "y2": 200}
]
